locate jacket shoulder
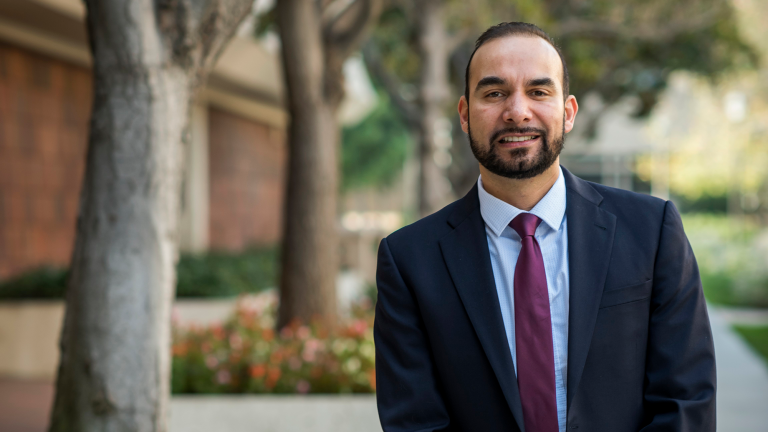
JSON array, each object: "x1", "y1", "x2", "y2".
[
  {"x1": 588, "y1": 181, "x2": 666, "y2": 211},
  {"x1": 581, "y1": 181, "x2": 671, "y2": 242},
  {"x1": 563, "y1": 166, "x2": 667, "y2": 218}
]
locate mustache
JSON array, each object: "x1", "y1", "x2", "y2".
[{"x1": 489, "y1": 127, "x2": 546, "y2": 144}]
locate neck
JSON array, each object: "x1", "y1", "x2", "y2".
[{"x1": 479, "y1": 159, "x2": 561, "y2": 211}]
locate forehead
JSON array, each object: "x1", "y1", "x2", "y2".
[{"x1": 469, "y1": 35, "x2": 562, "y2": 87}]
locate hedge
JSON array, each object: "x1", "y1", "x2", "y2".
[{"x1": 0, "y1": 247, "x2": 278, "y2": 300}]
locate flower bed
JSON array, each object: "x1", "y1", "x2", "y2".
[{"x1": 171, "y1": 292, "x2": 376, "y2": 394}]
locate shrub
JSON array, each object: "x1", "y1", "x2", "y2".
[
  {"x1": 682, "y1": 214, "x2": 768, "y2": 308},
  {"x1": 0, "y1": 247, "x2": 278, "y2": 300},
  {"x1": 175, "y1": 247, "x2": 278, "y2": 298},
  {"x1": 0, "y1": 267, "x2": 68, "y2": 300},
  {"x1": 171, "y1": 292, "x2": 376, "y2": 394}
]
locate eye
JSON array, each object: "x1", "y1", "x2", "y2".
[
  {"x1": 531, "y1": 90, "x2": 547, "y2": 97},
  {"x1": 487, "y1": 91, "x2": 503, "y2": 98}
]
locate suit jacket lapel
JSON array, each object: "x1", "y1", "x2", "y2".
[
  {"x1": 562, "y1": 168, "x2": 617, "y2": 409},
  {"x1": 439, "y1": 185, "x2": 526, "y2": 432}
]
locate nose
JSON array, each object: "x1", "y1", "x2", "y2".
[{"x1": 502, "y1": 91, "x2": 532, "y2": 125}]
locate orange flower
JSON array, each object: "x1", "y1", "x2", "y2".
[
  {"x1": 368, "y1": 369, "x2": 376, "y2": 390},
  {"x1": 265, "y1": 366, "x2": 282, "y2": 389},
  {"x1": 262, "y1": 328, "x2": 275, "y2": 342},
  {"x1": 172, "y1": 343, "x2": 188, "y2": 356},
  {"x1": 270, "y1": 350, "x2": 284, "y2": 364},
  {"x1": 267, "y1": 367, "x2": 282, "y2": 381},
  {"x1": 249, "y1": 363, "x2": 266, "y2": 378},
  {"x1": 211, "y1": 324, "x2": 225, "y2": 340}
]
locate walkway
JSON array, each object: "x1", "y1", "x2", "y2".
[{"x1": 709, "y1": 307, "x2": 768, "y2": 431}]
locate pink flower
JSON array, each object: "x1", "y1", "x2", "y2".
[
  {"x1": 289, "y1": 356, "x2": 303, "y2": 371},
  {"x1": 352, "y1": 320, "x2": 367, "y2": 336},
  {"x1": 216, "y1": 369, "x2": 231, "y2": 385},
  {"x1": 296, "y1": 380, "x2": 310, "y2": 394},
  {"x1": 229, "y1": 333, "x2": 243, "y2": 350},
  {"x1": 301, "y1": 348, "x2": 317, "y2": 363},
  {"x1": 205, "y1": 355, "x2": 219, "y2": 369},
  {"x1": 280, "y1": 327, "x2": 294, "y2": 339},
  {"x1": 302, "y1": 339, "x2": 323, "y2": 362},
  {"x1": 297, "y1": 326, "x2": 311, "y2": 340}
]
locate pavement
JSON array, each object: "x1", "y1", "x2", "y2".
[
  {"x1": 0, "y1": 378, "x2": 54, "y2": 432},
  {"x1": 169, "y1": 395, "x2": 381, "y2": 432},
  {"x1": 709, "y1": 307, "x2": 768, "y2": 431},
  {"x1": 1, "y1": 307, "x2": 766, "y2": 432},
  {"x1": 712, "y1": 305, "x2": 768, "y2": 326}
]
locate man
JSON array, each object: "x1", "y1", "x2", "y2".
[{"x1": 374, "y1": 22, "x2": 715, "y2": 432}]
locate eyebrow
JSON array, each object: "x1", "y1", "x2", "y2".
[
  {"x1": 474, "y1": 76, "x2": 506, "y2": 93},
  {"x1": 474, "y1": 76, "x2": 557, "y2": 94},
  {"x1": 526, "y1": 77, "x2": 556, "y2": 88}
]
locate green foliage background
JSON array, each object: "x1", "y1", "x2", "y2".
[
  {"x1": 368, "y1": 0, "x2": 756, "y2": 116},
  {"x1": 682, "y1": 214, "x2": 768, "y2": 308},
  {"x1": 341, "y1": 91, "x2": 411, "y2": 191}
]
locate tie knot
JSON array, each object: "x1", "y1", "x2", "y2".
[{"x1": 509, "y1": 213, "x2": 541, "y2": 238}]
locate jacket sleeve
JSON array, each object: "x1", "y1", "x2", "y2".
[
  {"x1": 640, "y1": 201, "x2": 716, "y2": 431},
  {"x1": 374, "y1": 237, "x2": 452, "y2": 432}
]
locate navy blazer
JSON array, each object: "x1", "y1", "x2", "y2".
[{"x1": 374, "y1": 167, "x2": 715, "y2": 432}]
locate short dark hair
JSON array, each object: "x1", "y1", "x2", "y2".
[{"x1": 464, "y1": 22, "x2": 570, "y2": 102}]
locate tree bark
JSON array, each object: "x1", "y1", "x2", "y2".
[
  {"x1": 49, "y1": 1, "x2": 250, "y2": 431},
  {"x1": 277, "y1": 0, "x2": 380, "y2": 329},
  {"x1": 415, "y1": 0, "x2": 454, "y2": 217},
  {"x1": 277, "y1": 0, "x2": 340, "y2": 329}
]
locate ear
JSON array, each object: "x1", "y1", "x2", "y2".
[
  {"x1": 458, "y1": 96, "x2": 470, "y2": 133},
  {"x1": 564, "y1": 95, "x2": 578, "y2": 134}
]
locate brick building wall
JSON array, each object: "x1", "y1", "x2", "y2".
[
  {"x1": 0, "y1": 43, "x2": 287, "y2": 280},
  {"x1": 208, "y1": 108, "x2": 286, "y2": 251},
  {"x1": 0, "y1": 42, "x2": 91, "y2": 279}
]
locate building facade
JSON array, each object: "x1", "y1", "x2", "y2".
[{"x1": 0, "y1": 0, "x2": 287, "y2": 279}]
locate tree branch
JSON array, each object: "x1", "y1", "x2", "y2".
[
  {"x1": 322, "y1": 0, "x2": 360, "y2": 31},
  {"x1": 362, "y1": 41, "x2": 422, "y2": 129},
  {"x1": 324, "y1": 0, "x2": 381, "y2": 58},
  {"x1": 196, "y1": 0, "x2": 254, "y2": 76},
  {"x1": 551, "y1": 5, "x2": 724, "y2": 43},
  {"x1": 155, "y1": 0, "x2": 253, "y2": 88}
]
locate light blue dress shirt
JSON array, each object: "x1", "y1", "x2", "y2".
[{"x1": 477, "y1": 167, "x2": 569, "y2": 432}]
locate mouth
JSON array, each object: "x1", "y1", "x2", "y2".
[{"x1": 497, "y1": 134, "x2": 540, "y2": 148}]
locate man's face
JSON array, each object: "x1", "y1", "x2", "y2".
[{"x1": 458, "y1": 35, "x2": 578, "y2": 179}]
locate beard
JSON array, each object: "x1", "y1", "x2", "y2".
[{"x1": 468, "y1": 116, "x2": 565, "y2": 180}]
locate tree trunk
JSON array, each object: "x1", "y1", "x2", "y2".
[
  {"x1": 49, "y1": 1, "x2": 250, "y2": 430},
  {"x1": 277, "y1": 0, "x2": 380, "y2": 330},
  {"x1": 277, "y1": 0, "x2": 340, "y2": 329},
  {"x1": 416, "y1": 0, "x2": 454, "y2": 217}
]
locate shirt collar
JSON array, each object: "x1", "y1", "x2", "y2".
[{"x1": 477, "y1": 166, "x2": 567, "y2": 238}]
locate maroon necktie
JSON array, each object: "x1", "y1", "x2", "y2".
[{"x1": 510, "y1": 213, "x2": 558, "y2": 432}]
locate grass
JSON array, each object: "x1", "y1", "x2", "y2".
[
  {"x1": 681, "y1": 214, "x2": 768, "y2": 308},
  {"x1": 732, "y1": 325, "x2": 768, "y2": 366}
]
